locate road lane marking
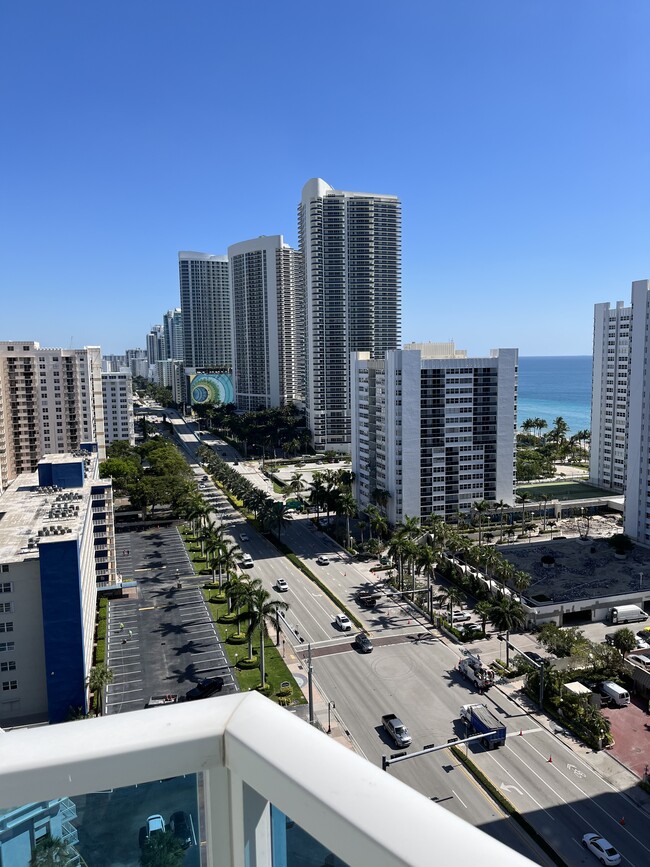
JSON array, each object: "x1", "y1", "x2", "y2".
[{"x1": 451, "y1": 789, "x2": 468, "y2": 809}]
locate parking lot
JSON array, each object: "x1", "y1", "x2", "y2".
[{"x1": 106, "y1": 527, "x2": 237, "y2": 712}]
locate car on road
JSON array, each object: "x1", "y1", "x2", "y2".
[
  {"x1": 353, "y1": 632, "x2": 373, "y2": 653},
  {"x1": 146, "y1": 814, "x2": 165, "y2": 839},
  {"x1": 451, "y1": 611, "x2": 472, "y2": 623},
  {"x1": 169, "y1": 811, "x2": 192, "y2": 849},
  {"x1": 524, "y1": 651, "x2": 545, "y2": 665},
  {"x1": 242, "y1": 553, "x2": 254, "y2": 567},
  {"x1": 628, "y1": 654, "x2": 650, "y2": 667},
  {"x1": 316, "y1": 555, "x2": 330, "y2": 566},
  {"x1": 240, "y1": 533, "x2": 249, "y2": 542},
  {"x1": 581, "y1": 832, "x2": 621, "y2": 865},
  {"x1": 335, "y1": 614, "x2": 352, "y2": 631},
  {"x1": 276, "y1": 578, "x2": 289, "y2": 592},
  {"x1": 185, "y1": 677, "x2": 224, "y2": 701}
]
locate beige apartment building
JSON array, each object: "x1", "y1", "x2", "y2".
[{"x1": 0, "y1": 342, "x2": 105, "y2": 491}]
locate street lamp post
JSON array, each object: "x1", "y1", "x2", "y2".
[{"x1": 327, "y1": 701, "x2": 336, "y2": 734}]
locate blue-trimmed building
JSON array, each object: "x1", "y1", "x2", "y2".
[{"x1": 0, "y1": 451, "x2": 116, "y2": 726}]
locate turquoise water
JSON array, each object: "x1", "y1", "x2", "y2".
[{"x1": 517, "y1": 356, "x2": 592, "y2": 436}]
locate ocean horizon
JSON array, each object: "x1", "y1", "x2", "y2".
[{"x1": 517, "y1": 355, "x2": 592, "y2": 437}]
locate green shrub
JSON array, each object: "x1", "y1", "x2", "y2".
[
  {"x1": 239, "y1": 656, "x2": 259, "y2": 669},
  {"x1": 95, "y1": 640, "x2": 105, "y2": 665},
  {"x1": 99, "y1": 597, "x2": 108, "y2": 612},
  {"x1": 96, "y1": 621, "x2": 107, "y2": 640},
  {"x1": 218, "y1": 613, "x2": 238, "y2": 623},
  {"x1": 228, "y1": 633, "x2": 248, "y2": 645},
  {"x1": 278, "y1": 695, "x2": 292, "y2": 707},
  {"x1": 277, "y1": 686, "x2": 292, "y2": 697}
]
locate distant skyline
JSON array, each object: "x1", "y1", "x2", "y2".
[{"x1": 1, "y1": 2, "x2": 648, "y2": 356}]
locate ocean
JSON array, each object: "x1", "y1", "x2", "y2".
[{"x1": 517, "y1": 356, "x2": 592, "y2": 436}]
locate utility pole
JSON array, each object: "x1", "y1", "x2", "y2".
[{"x1": 308, "y1": 643, "x2": 315, "y2": 725}]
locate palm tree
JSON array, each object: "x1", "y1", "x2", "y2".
[
  {"x1": 388, "y1": 533, "x2": 411, "y2": 591},
  {"x1": 217, "y1": 540, "x2": 243, "y2": 589},
  {"x1": 540, "y1": 495, "x2": 550, "y2": 532},
  {"x1": 513, "y1": 569, "x2": 531, "y2": 601},
  {"x1": 495, "y1": 499, "x2": 509, "y2": 541},
  {"x1": 140, "y1": 829, "x2": 185, "y2": 867},
  {"x1": 368, "y1": 506, "x2": 388, "y2": 541},
  {"x1": 472, "y1": 500, "x2": 491, "y2": 546},
  {"x1": 30, "y1": 836, "x2": 75, "y2": 867},
  {"x1": 337, "y1": 491, "x2": 357, "y2": 549},
  {"x1": 517, "y1": 491, "x2": 530, "y2": 532},
  {"x1": 488, "y1": 595, "x2": 526, "y2": 667},
  {"x1": 552, "y1": 416, "x2": 569, "y2": 443},
  {"x1": 309, "y1": 474, "x2": 326, "y2": 522},
  {"x1": 285, "y1": 470, "x2": 304, "y2": 499},
  {"x1": 87, "y1": 664, "x2": 114, "y2": 716},
  {"x1": 371, "y1": 487, "x2": 391, "y2": 515},
  {"x1": 436, "y1": 585, "x2": 465, "y2": 624},
  {"x1": 247, "y1": 587, "x2": 289, "y2": 688},
  {"x1": 475, "y1": 599, "x2": 492, "y2": 635}
]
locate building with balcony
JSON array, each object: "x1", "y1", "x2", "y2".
[
  {"x1": 0, "y1": 451, "x2": 116, "y2": 726},
  {"x1": 0, "y1": 694, "x2": 533, "y2": 867},
  {"x1": 0, "y1": 342, "x2": 105, "y2": 492},
  {"x1": 625, "y1": 280, "x2": 650, "y2": 544},
  {"x1": 590, "y1": 298, "x2": 630, "y2": 493},
  {"x1": 228, "y1": 235, "x2": 304, "y2": 411},
  {"x1": 162, "y1": 306, "x2": 184, "y2": 361},
  {"x1": 179, "y1": 251, "x2": 232, "y2": 370},
  {"x1": 101, "y1": 371, "x2": 135, "y2": 446},
  {"x1": 351, "y1": 345, "x2": 517, "y2": 526},
  {"x1": 299, "y1": 178, "x2": 401, "y2": 452}
]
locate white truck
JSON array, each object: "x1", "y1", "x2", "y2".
[{"x1": 458, "y1": 653, "x2": 495, "y2": 691}]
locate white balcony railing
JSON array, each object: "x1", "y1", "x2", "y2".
[{"x1": 0, "y1": 692, "x2": 535, "y2": 867}]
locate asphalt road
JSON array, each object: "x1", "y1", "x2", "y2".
[{"x1": 309, "y1": 638, "x2": 650, "y2": 867}]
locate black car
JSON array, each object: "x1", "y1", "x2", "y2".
[
  {"x1": 169, "y1": 811, "x2": 192, "y2": 849},
  {"x1": 525, "y1": 651, "x2": 545, "y2": 665},
  {"x1": 353, "y1": 632, "x2": 373, "y2": 653},
  {"x1": 185, "y1": 677, "x2": 224, "y2": 701}
]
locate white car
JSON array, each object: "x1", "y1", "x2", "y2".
[
  {"x1": 146, "y1": 814, "x2": 166, "y2": 838},
  {"x1": 316, "y1": 555, "x2": 330, "y2": 566},
  {"x1": 581, "y1": 833, "x2": 621, "y2": 865},
  {"x1": 628, "y1": 654, "x2": 650, "y2": 668},
  {"x1": 276, "y1": 578, "x2": 289, "y2": 592},
  {"x1": 635, "y1": 636, "x2": 650, "y2": 649},
  {"x1": 335, "y1": 614, "x2": 352, "y2": 631},
  {"x1": 451, "y1": 611, "x2": 472, "y2": 623},
  {"x1": 240, "y1": 533, "x2": 249, "y2": 542}
]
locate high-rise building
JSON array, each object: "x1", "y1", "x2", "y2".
[
  {"x1": 624, "y1": 280, "x2": 650, "y2": 543},
  {"x1": 0, "y1": 451, "x2": 116, "y2": 726},
  {"x1": 162, "y1": 307, "x2": 184, "y2": 361},
  {"x1": 351, "y1": 345, "x2": 517, "y2": 526},
  {"x1": 0, "y1": 342, "x2": 105, "y2": 490},
  {"x1": 228, "y1": 236, "x2": 304, "y2": 411},
  {"x1": 299, "y1": 178, "x2": 401, "y2": 452},
  {"x1": 178, "y1": 252, "x2": 231, "y2": 370},
  {"x1": 156, "y1": 359, "x2": 186, "y2": 406},
  {"x1": 145, "y1": 325, "x2": 165, "y2": 366},
  {"x1": 101, "y1": 372, "x2": 135, "y2": 446},
  {"x1": 590, "y1": 299, "x2": 631, "y2": 493}
]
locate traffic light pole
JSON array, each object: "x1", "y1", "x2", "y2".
[{"x1": 381, "y1": 731, "x2": 495, "y2": 771}]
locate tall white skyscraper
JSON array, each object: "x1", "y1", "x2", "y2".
[
  {"x1": 590, "y1": 299, "x2": 631, "y2": 493},
  {"x1": 351, "y1": 345, "x2": 517, "y2": 526},
  {"x1": 0, "y1": 342, "x2": 105, "y2": 490},
  {"x1": 178, "y1": 252, "x2": 231, "y2": 369},
  {"x1": 624, "y1": 280, "x2": 650, "y2": 543},
  {"x1": 162, "y1": 307, "x2": 184, "y2": 360},
  {"x1": 146, "y1": 325, "x2": 165, "y2": 365},
  {"x1": 228, "y1": 236, "x2": 304, "y2": 411},
  {"x1": 299, "y1": 178, "x2": 401, "y2": 452}
]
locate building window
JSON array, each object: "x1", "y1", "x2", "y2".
[
  {"x1": 0, "y1": 603, "x2": 12, "y2": 614},
  {"x1": 0, "y1": 642, "x2": 15, "y2": 653},
  {"x1": 2, "y1": 680, "x2": 17, "y2": 691},
  {"x1": 0, "y1": 566, "x2": 9, "y2": 574},
  {"x1": 0, "y1": 582, "x2": 11, "y2": 592},
  {"x1": 0, "y1": 661, "x2": 16, "y2": 672},
  {"x1": 0, "y1": 623, "x2": 14, "y2": 633}
]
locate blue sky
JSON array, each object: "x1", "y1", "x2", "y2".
[{"x1": 1, "y1": 2, "x2": 648, "y2": 356}]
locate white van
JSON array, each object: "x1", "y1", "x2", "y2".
[
  {"x1": 241, "y1": 554, "x2": 254, "y2": 568},
  {"x1": 600, "y1": 681, "x2": 630, "y2": 707},
  {"x1": 609, "y1": 604, "x2": 648, "y2": 625}
]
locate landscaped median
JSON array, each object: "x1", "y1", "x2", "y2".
[
  {"x1": 202, "y1": 586, "x2": 306, "y2": 707},
  {"x1": 450, "y1": 746, "x2": 568, "y2": 867}
]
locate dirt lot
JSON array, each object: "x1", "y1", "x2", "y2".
[{"x1": 602, "y1": 696, "x2": 650, "y2": 779}]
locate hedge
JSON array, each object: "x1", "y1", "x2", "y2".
[
  {"x1": 95, "y1": 639, "x2": 106, "y2": 665},
  {"x1": 96, "y1": 621, "x2": 107, "y2": 640}
]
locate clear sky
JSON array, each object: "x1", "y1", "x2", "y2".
[{"x1": 1, "y1": 2, "x2": 648, "y2": 356}]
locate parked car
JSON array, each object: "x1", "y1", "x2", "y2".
[
  {"x1": 240, "y1": 533, "x2": 249, "y2": 542},
  {"x1": 581, "y1": 833, "x2": 621, "y2": 865},
  {"x1": 451, "y1": 611, "x2": 472, "y2": 623},
  {"x1": 169, "y1": 811, "x2": 192, "y2": 849},
  {"x1": 353, "y1": 632, "x2": 373, "y2": 653},
  {"x1": 335, "y1": 614, "x2": 352, "y2": 631},
  {"x1": 316, "y1": 556, "x2": 330, "y2": 566},
  {"x1": 185, "y1": 677, "x2": 224, "y2": 701},
  {"x1": 524, "y1": 651, "x2": 545, "y2": 665},
  {"x1": 635, "y1": 636, "x2": 650, "y2": 649},
  {"x1": 276, "y1": 578, "x2": 289, "y2": 592},
  {"x1": 146, "y1": 815, "x2": 165, "y2": 839}
]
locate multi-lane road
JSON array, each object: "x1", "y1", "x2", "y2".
[{"x1": 161, "y1": 409, "x2": 650, "y2": 866}]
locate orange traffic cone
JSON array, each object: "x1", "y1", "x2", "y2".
[
  {"x1": 519, "y1": 729, "x2": 523, "y2": 736},
  {"x1": 548, "y1": 755, "x2": 553, "y2": 763},
  {"x1": 620, "y1": 817, "x2": 625, "y2": 826}
]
